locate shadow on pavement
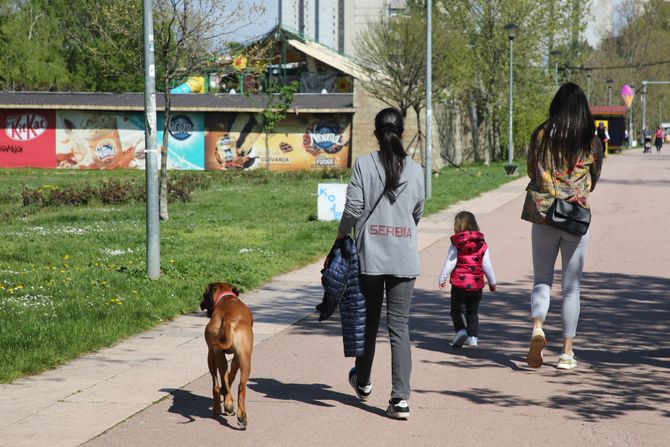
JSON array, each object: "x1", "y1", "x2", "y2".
[
  {"x1": 248, "y1": 378, "x2": 387, "y2": 417},
  {"x1": 411, "y1": 270, "x2": 670, "y2": 421},
  {"x1": 160, "y1": 388, "x2": 249, "y2": 430}
]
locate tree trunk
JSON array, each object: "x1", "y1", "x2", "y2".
[
  {"x1": 492, "y1": 110, "x2": 502, "y2": 161},
  {"x1": 482, "y1": 103, "x2": 491, "y2": 166},
  {"x1": 159, "y1": 86, "x2": 171, "y2": 221},
  {"x1": 469, "y1": 93, "x2": 481, "y2": 162},
  {"x1": 415, "y1": 107, "x2": 424, "y2": 167}
]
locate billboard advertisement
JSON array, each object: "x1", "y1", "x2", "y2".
[
  {"x1": 157, "y1": 112, "x2": 205, "y2": 170},
  {"x1": 205, "y1": 113, "x2": 350, "y2": 171},
  {"x1": 56, "y1": 111, "x2": 146, "y2": 169},
  {"x1": 0, "y1": 110, "x2": 56, "y2": 167}
]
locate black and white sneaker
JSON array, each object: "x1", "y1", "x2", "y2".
[
  {"x1": 386, "y1": 398, "x2": 410, "y2": 420},
  {"x1": 348, "y1": 367, "x2": 372, "y2": 401}
]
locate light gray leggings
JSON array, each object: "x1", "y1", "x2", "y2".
[{"x1": 531, "y1": 223, "x2": 589, "y2": 339}]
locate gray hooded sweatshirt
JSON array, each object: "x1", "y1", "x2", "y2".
[{"x1": 338, "y1": 151, "x2": 425, "y2": 277}]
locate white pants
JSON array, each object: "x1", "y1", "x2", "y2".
[{"x1": 530, "y1": 223, "x2": 589, "y2": 338}]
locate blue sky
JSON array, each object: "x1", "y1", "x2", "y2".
[{"x1": 231, "y1": 1, "x2": 279, "y2": 43}]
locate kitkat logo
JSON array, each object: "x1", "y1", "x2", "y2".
[{"x1": 5, "y1": 114, "x2": 48, "y2": 141}]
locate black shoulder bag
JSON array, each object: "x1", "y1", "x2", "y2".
[{"x1": 545, "y1": 173, "x2": 591, "y2": 236}]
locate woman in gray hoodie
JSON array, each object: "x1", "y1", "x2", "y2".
[{"x1": 337, "y1": 108, "x2": 425, "y2": 420}]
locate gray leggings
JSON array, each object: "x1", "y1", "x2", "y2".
[
  {"x1": 530, "y1": 223, "x2": 589, "y2": 339},
  {"x1": 356, "y1": 275, "x2": 415, "y2": 401}
]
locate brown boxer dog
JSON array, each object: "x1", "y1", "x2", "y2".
[{"x1": 200, "y1": 282, "x2": 254, "y2": 428}]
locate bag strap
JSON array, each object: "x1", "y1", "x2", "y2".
[
  {"x1": 353, "y1": 153, "x2": 389, "y2": 242},
  {"x1": 354, "y1": 189, "x2": 385, "y2": 243}
]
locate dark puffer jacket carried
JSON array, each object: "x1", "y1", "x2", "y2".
[{"x1": 317, "y1": 236, "x2": 366, "y2": 357}]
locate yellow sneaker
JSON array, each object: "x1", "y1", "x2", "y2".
[{"x1": 526, "y1": 328, "x2": 546, "y2": 368}]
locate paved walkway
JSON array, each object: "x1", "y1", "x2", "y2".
[{"x1": 1, "y1": 150, "x2": 669, "y2": 446}]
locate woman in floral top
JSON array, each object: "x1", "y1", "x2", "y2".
[{"x1": 521, "y1": 82, "x2": 603, "y2": 371}]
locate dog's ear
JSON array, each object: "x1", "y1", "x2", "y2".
[{"x1": 200, "y1": 283, "x2": 215, "y2": 317}]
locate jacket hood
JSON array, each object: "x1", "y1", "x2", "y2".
[{"x1": 450, "y1": 231, "x2": 486, "y2": 251}]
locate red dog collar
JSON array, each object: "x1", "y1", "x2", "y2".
[{"x1": 213, "y1": 290, "x2": 238, "y2": 307}]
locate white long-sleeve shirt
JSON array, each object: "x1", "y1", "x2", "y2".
[{"x1": 438, "y1": 244, "x2": 496, "y2": 288}]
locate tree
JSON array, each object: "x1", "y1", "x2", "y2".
[
  {"x1": 438, "y1": 0, "x2": 592, "y2": 164},
  {"x1": 61, "y1": 0, "x2": 145, "y2": 92},
  {"x1": 260, "y1": 81, "x2": 299, "y2": 169},
  {"x1": 0, "y1": 0, "x2": 71, "y2": 91},
  {"x1": 152, "y1": 0, "x2": 264, "y2": 220},
  {"x1": 355, "y1": 7, "x2": 468, "y2": 167},
  {"x1": 585, "y1": 0, "x2": 670, "y2": 136}
]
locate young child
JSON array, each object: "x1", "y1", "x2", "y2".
[{"x1": 438, "y1": 211, "x2": 496, "y2": 348}]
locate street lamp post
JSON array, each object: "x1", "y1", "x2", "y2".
[
  {"x1": 586, "y1": 71, "x2": 592, "y2": 102},
  {"x1": 142, "y1": 0, "x2": 160, "y2": 279},
  {"x1": 425, "y1": 0, "x2": 432, "y2": 199},
  {"x1": 607, "y1": 79, "x2": 614, "y2": 105},
  {"x1": 504, "y1": 23, "x2": 518, "y2": 176}
]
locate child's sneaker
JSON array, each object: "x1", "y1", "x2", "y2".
[
  {"x1": 464, "y1": 336, "x2": 478, "y2": 347},
  {"x1": 526, "y1": 327, "x2": 546, "y2": 368},
  {"x1": 348, "y1": 367, "x2": 372, "y2": 401},
  {"x1": 452, "y1": 329, "x2": 468, "y2": 348},
  {"x1": 556, "y1": 353, "x2": 578, "y2": 370},
  {"x1": 386, "y1": 398, "x2": 410, "y2": 420}
]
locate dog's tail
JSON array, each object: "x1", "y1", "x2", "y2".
[{"x1": 213, "y1": 320, "x2": 234, "y2": 351}]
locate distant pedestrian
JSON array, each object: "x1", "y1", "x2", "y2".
[
  {"x1": 623, "y1": 128, "x2": 629, "y2": 147},
  {"x1": 521, "y1": 82, "x2": 603, "y2": 370},
  {"x1": 336, "y1": 107, "x2": 424, "y2": 420},
  {"x1": 438, "y1": 211, "x2": 496, "y2": 349},
  {"x1": 655, "y1": 126, "x2": 663, "y2": 152},
  {"x1": 596, "y1": 121, "x2": 608, "y2": 147},
  {"x1": 642, "y1": 126, "x2": 652, "y2": 153}
]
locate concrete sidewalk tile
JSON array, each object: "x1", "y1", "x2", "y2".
[{"x1": 0, "y1": 401, "x2": 136, "y2": 447}]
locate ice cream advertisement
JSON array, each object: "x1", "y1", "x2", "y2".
[
  {"x1": 204, "y1": 113, "x2": 351, "y2": 171},
  {"x1": 620, "y1": 84, "x2": 634, "y2": 109},
  {"x1": 157, "y1": 112, "x2": 205, "y2": 170},
  {"x1": 56, "y1": 111, "x2": 146, "y2": 169}
]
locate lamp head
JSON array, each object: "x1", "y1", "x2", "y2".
[{"x1": 504, "y1": 23, "x2": 518, "y2": 40}]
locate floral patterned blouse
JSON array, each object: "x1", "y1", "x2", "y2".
[{"x1": 521, "y1": 133, "x2": 604, "y2": 225}]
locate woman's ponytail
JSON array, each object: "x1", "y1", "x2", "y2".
[{"x1": 375, "y1": 108, "x2": 406, "y2": 193}]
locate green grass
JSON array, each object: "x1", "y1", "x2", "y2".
[{"x1": 0, "y1": 160, "x2": 520, "y2": 382}]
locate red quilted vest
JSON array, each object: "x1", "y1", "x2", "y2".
[{"x1": 450, "y1": 231, "x2": 488, "y2": 292}]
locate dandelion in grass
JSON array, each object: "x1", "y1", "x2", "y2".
[{"x1": 109, "y1": 297, "x2": 124, "y2": 305}]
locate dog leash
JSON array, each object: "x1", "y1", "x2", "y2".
[{"x1": 213, "y1": 290, "x2": 238, "y2": 307}]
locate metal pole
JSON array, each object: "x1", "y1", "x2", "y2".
[
  {"x1": 642, "y1": 81, "x2": 647, "y2": 131},
  {"x1": 424, "y1": 0, "x2": 432, "y2": 199},
  {"x1": 508, "y1": 36, "x2": 514, "y2": 168},
  {"x1": 630, "y1": 102, "x2": 634, "y2": 144},
  {"x1": 587, "y1": 74, "x2": 591, "y2": 102},
  {"x1": 143, "y1": 0, "x2": 160, "y2": 279}
]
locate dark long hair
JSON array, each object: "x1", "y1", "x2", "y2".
[
  {"x1": 375, "y1": 108, "x2": 406, "y2": 192},
  {"x1": 530, "y1": 82, "x2": 595, "y2": 169}
]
